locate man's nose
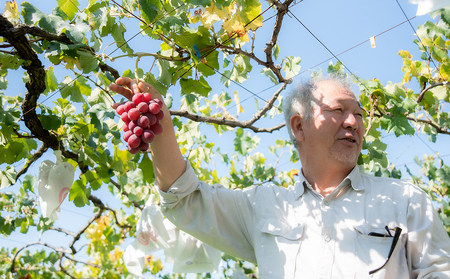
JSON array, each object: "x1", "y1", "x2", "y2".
[{"x1": 343, "y1": 112, "x2": 358, "y2": 130}]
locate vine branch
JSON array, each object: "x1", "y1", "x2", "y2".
[
  {"x1": 16, "y1": 143, "x2": 48, "y2": 178},
  {"x1": 10, "y1": 241, "x2": 72, "y2": 273},
  {"x1": 416, "y1": 81, "x2": 449, "y2": 102},
  {"x1": 68, "y1": 206, "x2": 104, "y2": 255}
]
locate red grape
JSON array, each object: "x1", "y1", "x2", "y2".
[
  {"x1": 141, "y1": 130, "x2": 155, "y2": 143},
  {"x1": 121, "y1": 112, "x2": 130, "y2": 123},
  {"x1": 138, "y1": 142, "x2": 149, "y2": 151},
  {"x1": 137, "y1": 115, "x2": 150, "y2": 128},
  {"x1": 134, "y1": 126, "x2": 144, "y2": 137},
  {"x1": 124, "y1": 101, "x2": 135, "y2": 112},
  {"x1": 138, "y1": 102, "x2": 149, "y2": 114},
  {"x1": 155, "y1": 110, "x2": 164, "y2": 121},
  {"x1": 128, "y1": 145, "x2": 140, "y2": 154},
  {"x1": 128, "y1": 121, "x2": 138, "y2": 131},
  {"x1": 123, "y1": 130, "x2": 133, "y2": 142},
  {"x1": 144, "y1": 112, "x2": 157, "y2": 126},
  {"x1": 132, "y1": 93, "x2": 144, "y2": 105},
  {"x1": 128, "y1": 108, "x2": 140, "y2": 121},
  {"x1": 154, "y1": 98, "x2": 163, "y2": 107},
  {"x1": 143, "y1": 93, "x2": 152, "y2": 103},
  {"x1": 150, "y1": 122, "x2": 163, "y2": 135},
  {"x1": 122, "y1": 123, "x2": 129, "y2": 132},
  {"x1": 128, "y1": 134, "x2": 141, "y2": 149},
  {"x1": 116, "y1": 104, "x2": 126, "y2": 115},
  {"x1": 148, "y1": 102, "x2": 161, "y2": 114}
]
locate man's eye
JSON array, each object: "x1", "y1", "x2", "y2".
[
  {"x1": 355, "y1": 113, "x2": 363, "y2": 118},
  {"x1": 334, "y1": 108, "x2": 343, "y2": 112}
]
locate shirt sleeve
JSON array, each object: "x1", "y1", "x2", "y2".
[
  {"x1": 158, "y1": 161, "x2": 257, "y2": 263},
  {"x1": 406, "y1": 185, "x2": 450, "y2": 278}
]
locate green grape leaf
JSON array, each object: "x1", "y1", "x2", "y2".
[
  {"x1": 282, "y1": 56, "x2": 301, "y2": 79},
  {"x1": 39, "y1": 113, "x2": 62, "y2": 131},
  {"x1": 69, "y1": 179, "x2": 91, "y2": 207},
  {"x1": 60, "y1": 77, "x2": 91, "y2": 103},
  {"x1": 380, "y1": 112, "x2": 415, "y2": 137},
  {"x1": 139, "y1": 155, "x2": 154, "y2": 184},
  {"x1": 57, "y1": 0, "x2": 80, "y2": 20},
  {"x1": 111, "y1": 22, "x2": 134, "y2": 55},
  {"x1": 197, "y1": 50, "x2": 220, "y2": 77},
  {"x1": 180, "y1": 77, "x2": 212, "y2": 97},
  {"x1": 76, "y1": 51, "x2": 99, "y2": 74},
  {"x1": 233, "y1": 128, "x2": 259, "y2": 156},
  {"x1": 144, "y1": 72, "x2": 168, "y2": 96},
  {"x1": 43, "y1": 66, "x2": 58, "y2": 95},
  {"x1": 138, "y1": 0, "x2": 162, "y2": 23},
  {"x1": 23, "y1": 174, "x2": 37, "y2": 194},
  {"x1": 261, "y1": 68, "x2": 279, "y2": 85},
  {"x1": 0, "y1": 166, "x2": 16, "y2": 189}
]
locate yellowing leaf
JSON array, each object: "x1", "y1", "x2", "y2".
[
  {"x1": 86, "y1": 215, "x2": 112, "y2": 241},
  {"x1": 109, "y1": 247, "x2": 124, "y2": 262},
  {"x1": 200, "y1": 3, "x2": 230, "y2": 28},
  {"x1": 241, "y1": 0, "x2": 263, "y2": 31},
  {"x1": 289, "y1": 169, "x2": 299, "y2": 179},
  {"x1": 146, "y1": 255, "x2": 164, "y2": 274},
  {"x1": 430, "y1": 85, "x2": 448, "y2": 100},
  {"x1": 233, "y1": 90, "x2": 244, "y2": 115},
  {"x1": 398, "y1": 50, "x2": 412, "y2": 59},
  {"x1": 3, "y1": 1, "x2": 20, "y2": 24},
  {"x1": 222, "y1": 17, "x2": 248, "y2": 39}
]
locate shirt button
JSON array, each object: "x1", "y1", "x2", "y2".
[
  {"x1": 324, "y1": 201, "x2": 330, "y2": 206},
  {"x1": 324, "y1": 235, "x2": 331, "y2": 242}
]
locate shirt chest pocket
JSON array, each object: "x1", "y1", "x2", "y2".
[
  {"x1": 354, "y1": 225, "x2": 409, "y2": 279},
  {"x1": 256, "y1": 218, "x2": 303, "y2": 279}
]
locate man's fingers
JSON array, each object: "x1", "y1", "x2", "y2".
[
  {"x1": 109, "y1": 77, "x2": 163, "y2": 109},
  {"x1": 111, "y1": 102, "x2": 121, "y2": 109},
  {"x1": 138, "y1": 81, "x2": 151, "y2": 93},
  {"x1": 114, "y1": 76, "x2": 132, "y2": 87},
  {"x1": 109, "y1": 77, "x2": 137, "y2": 109},
  {"x1": 112, "y1": 77, "x2": 139, "y2": 93},
  {"x1": 109, "y1": 83, "x2": 133, "y2": 100}
]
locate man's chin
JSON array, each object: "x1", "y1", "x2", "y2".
[{"x1": 330, "y1": 151, "x2": 359, "y2": 167}]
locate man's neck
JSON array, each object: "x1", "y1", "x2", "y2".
[{"x1": 301, "y1": 161, "x2": 355, "y2": 197}]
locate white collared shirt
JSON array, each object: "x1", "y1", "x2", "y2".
[{"x1": 159, "y1": 162, "x2": 450, "y2": 278}]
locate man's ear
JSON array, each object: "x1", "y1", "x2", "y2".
[{"x1": 290, "y1": 114, "x2": 305, "y2": 142}]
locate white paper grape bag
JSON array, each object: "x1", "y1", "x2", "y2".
[
  {"x1": 124, "y1": 195, "x2": 171, "y2": 276},
  {"x1": 124, "y1": 195, "x2": 222, "y2": 275},
  {"x1": 163, "y1": 219, "x2": 222, "y2": 273},
  {"x1": 135, "y1": 194, "x2": 171, "y2": 254},
  {"x1": 38, "y1": 150, "x2": 75, "y2": 220},
  {"x1": 123, "y1": 241, "x2": 146, "y2": 277}
]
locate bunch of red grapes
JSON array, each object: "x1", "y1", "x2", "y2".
[{"x1": 116, "y1": 92, "x2": 164, "y2": 154}]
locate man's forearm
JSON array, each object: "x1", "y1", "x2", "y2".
[{"x1": 150, "y1": 103, "x2": 186, "y2": 192}]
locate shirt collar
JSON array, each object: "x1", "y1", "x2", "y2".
[{"x1": 294, "y1": 165, "x2": 364, "y2": 199}]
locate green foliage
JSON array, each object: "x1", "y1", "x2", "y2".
[{"x1": 1, "y1": 0, "x2": 450, "y2": 278}]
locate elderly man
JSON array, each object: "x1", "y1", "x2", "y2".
[{"x1": 110, "y1": 75, "x2": 450, "y2": 278}]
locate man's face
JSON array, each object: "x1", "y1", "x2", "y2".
[{"x1": 301, "y1": 80, "x2": 365, "y2": 168}]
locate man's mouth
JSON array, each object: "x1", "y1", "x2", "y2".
[{"x1": 339, "y1": 136, "x2": 357, "y2": 144}]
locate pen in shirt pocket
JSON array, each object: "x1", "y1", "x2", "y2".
[
  {"x1": 355, "y1": 225, "x2": 397, "y2": 237},
  {"x1": 368, "y1": 226, "x2": 393, "y2": 237}
]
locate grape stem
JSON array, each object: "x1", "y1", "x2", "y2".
[{"x1": 135, "y1": 55, "x2": 141, "y2": 84}]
